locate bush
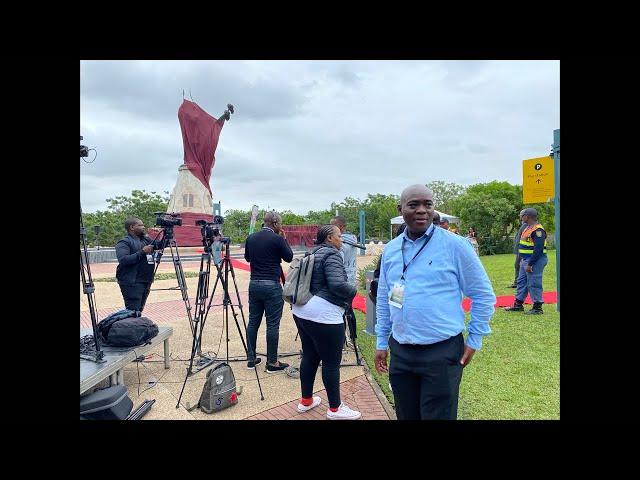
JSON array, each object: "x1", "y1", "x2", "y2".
[
  {"x1": 357, "y1": 255, "x2": 380, "y2": 290},
  {"x1": 478, "y1": 236, "x2": 515, "y2": 256}
]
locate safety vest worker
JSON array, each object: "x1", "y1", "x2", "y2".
[{"x1": 505, "y1": 207, "x2": 548, "y2": 314}]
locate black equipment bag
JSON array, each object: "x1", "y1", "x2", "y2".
[
  {"x1": 97, "y1": 309, "x2": 158, "y2": 347},
  {"x1": 197, "y1": 362, "x2": 238, "y2": 413},
  {"x1": 104, "y1": 317, "x2": 158, "y2": 347},
  {"x1": 80, "y1": 385, "x2": 133, "y2": 420}
]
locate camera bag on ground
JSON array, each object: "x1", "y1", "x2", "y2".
[
  {"x1": 97, "y1": 309, "x2": 159, "y2": 347},
  {"x1": 80, "y1": 385, "x2": 133, "y2": 420},
  {"x1": 191, "y1": 362, "x2": 238, "y2": 414},
  {"x1": 283, "y1": 246, "x2": 323, "y2": 305}
]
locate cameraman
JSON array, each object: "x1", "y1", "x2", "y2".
[
  {"x1": 115, "y1": 217, "x2": 160, "y2": 313},
  {"x1": 244, "y1": 211, "x2": 294, "y2": 372}
]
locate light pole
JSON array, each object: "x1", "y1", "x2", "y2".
[{"x1": 552, "y1": 129, "x2": 560, "y2": 312}]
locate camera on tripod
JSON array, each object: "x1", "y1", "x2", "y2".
[
  {"x1": 80, "y1": 136, "x2": 89, "y2": 158},
  {"x1": 154, "y1": 212, "x2": 183, "y2": 228},
  {"x1": 196, "y1": 215, "x2": 229, "y2": 244}
]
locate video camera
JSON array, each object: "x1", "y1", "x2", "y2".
[
  {"x1": 154, "y1": 212, "x2": 183, "y2": 228},
  {"x1": 196, "y1": 215, "x2": 230, "y2": 244},
  {"x1": 80, "y1": 136, "x2": 89, "y2": 157}
]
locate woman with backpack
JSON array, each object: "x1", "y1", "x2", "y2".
[{"x1": 292, "y1": 224, "x2": 361, "y2": 420}]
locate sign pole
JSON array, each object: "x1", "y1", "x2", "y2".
[
  {"x1": 359, "y1": 210, "x2": 365, "y2": 256},
  {"x1": 553, "y1": 129, "x2": 560, "y2": 312}
]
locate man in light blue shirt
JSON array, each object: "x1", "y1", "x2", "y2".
[{"x1": 375, "y1": 184, "x2": 496, "y2": 420}]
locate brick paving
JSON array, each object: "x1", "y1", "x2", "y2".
[
  {"x1": 81, "y1": 260, "x2": 394, "y2": 420},
  {"x1": 246, "y1": 374, "x2": 390, "y2": 420},
  {"x1": 80, "y1": 291, "x2": 249, "y2": 328}
]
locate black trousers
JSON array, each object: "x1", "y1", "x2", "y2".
[
  {"x1": 293, "y1": 314, "x2": 345, "y2": 409},
  {"x1": 513, "y1": 253, "x2": 522, "y2": 284},
  {"x1": 389, "y1": 333, "x2": 464, "y2": 420},
  {"x1": 119, "y1": 283, "x2": 152, "y2": 312},
  {"x1": 247, "y1": 280, "x2": 285, "y2": 364}
]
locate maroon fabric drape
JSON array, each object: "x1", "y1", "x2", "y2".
[
  {"x1": 147, "y1": 212, "x2": 214, "y2": 247},
  {"x1": 282, "y1": 225, "x2": 320, "y2": 247},
  {"x1": 177, "y1": 100, "x2": 224, "y2": 195}
]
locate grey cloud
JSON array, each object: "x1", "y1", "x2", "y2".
[
  {"x1": 332, "y1": 68, "x2": 362, "y2": 86},
  {"x1": 467, "y1": 144, "x2": 494, "y2": 154},
  {"x1": 81, "y1": 60, "x2": 310, "y2": 123},
  {"x1": 81, "y1": 60, "x2": 559, "y2": 215}
]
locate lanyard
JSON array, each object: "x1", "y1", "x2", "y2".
[{"x1": 401, "y1": 228, "x2": 435, "y2": 280}]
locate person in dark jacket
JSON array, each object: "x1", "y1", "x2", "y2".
[
  {"x1": 244, "y1": 211, "x2": 294, "y2": 373},
  {"x1": 292, "y1": 224, "x2": 361, "y2": 420},
  {"x1": 115, "y1": 217, "x2": 160, "y2": 312},
  {"x1": 508, "y1": 210, "x2": 527, "y2": 288}
]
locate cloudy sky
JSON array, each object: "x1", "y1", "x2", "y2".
[{"x1": 80, "y1": 60, "x2": 559, "y2": 214}]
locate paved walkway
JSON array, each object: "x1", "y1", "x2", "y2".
[
  {"x1": 247, "y1": 374, "x2": 390, "y2": 420},
  {"x1": 80, "y1": 292, "x2": 248, "y2": 328},
  {"x1": 80, "y1": 278, "x2": 393, "y2": 421}
]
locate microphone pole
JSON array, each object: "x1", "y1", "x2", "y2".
[{"x1": 341, "y1": 239, "x2": 367, "y2": 251}]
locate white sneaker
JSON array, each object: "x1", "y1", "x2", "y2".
[
  {"x1": 297, "y1": 396, "x2": 322, "y2": 413},
  {"x1": 326, "y1": 403, "x2": 361, "y2": 420}
]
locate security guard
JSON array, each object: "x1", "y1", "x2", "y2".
[{"x1": 505, "y1": 207, "x2": 548, "y2": 314}]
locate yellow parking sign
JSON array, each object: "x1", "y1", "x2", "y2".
[{"x1": 523, "y1": 156, "x2": 555, "y2": 204}]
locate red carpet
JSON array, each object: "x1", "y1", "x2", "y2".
[
  {"x1": 352, "y1": 291, "x2": 557, "y2": 314},
  {"x1": 223, "y1": 259, "x2": 556, "y2": 314}
]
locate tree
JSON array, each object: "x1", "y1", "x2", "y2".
[
  {"x1": 81, "y1": 190, "x2": 170, "y2": 247},
  {"x1": 451, "y1": 192, "x2": 515, "y2": 255},
  {"x1": 362, "y1": 193, "x2": 399, "y2": 240},
  {"x1": 280, "y1": 210, "x2": 306, "y2": 225},
  {"x1": 426, "y1": 181, "x2": 467, "y2": 213},
  {"x1": 222, "y1": 208, "x2": 253, "y2": 244},
  {"x1": 304, "y1": 209, "x2": 333, "y2": 225}
]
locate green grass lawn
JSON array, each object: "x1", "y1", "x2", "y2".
[{"x1": 354, "y1": 250, "x2": 559, "y2": 420}]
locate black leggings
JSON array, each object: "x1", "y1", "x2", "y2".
[{"x1": 293, "y1": 314, "x2": 345, "y2": 409}]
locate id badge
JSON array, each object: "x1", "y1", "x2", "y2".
[{"x1": 388, "y1": 281, "x2": 405, "y2": 309}]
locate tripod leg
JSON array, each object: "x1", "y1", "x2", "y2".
[
  {"x1": 226, "y1": 255, "x2": 250, "y2": 330},
  {"x1": 194, "y1": 253, "x2": 212, "y2": 360},
  {"x1": 222, "y1": 254, "x2": 265, "y2": 400},
  {"x1": 343, "y1": 308, "x2": 362, "y2": 366},
  {"x1": 170, "y1": 241, "x2": 194, "y2": 336},
  {"x1": 175, "y1": 311, "x2": 203, "y2": 409}
]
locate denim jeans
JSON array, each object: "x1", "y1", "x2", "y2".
[
  {"x1": 246, "y1": 280, "x2": 284, "y2": 364},
  {"x1": 516, "y1": 255, "x2": 548, "y2": 304}
]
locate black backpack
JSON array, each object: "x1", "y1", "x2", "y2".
[{"x1": 97, "y1": 309, "x2": 159, "y2": 347}]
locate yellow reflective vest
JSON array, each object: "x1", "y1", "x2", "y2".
[{"x1": 518, "y1": 223, "x2": 547, "y2": 257}]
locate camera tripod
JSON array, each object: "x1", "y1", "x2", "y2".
[
  {"x1": 176, "y1": 238, "x2": 264, "y2": 408},
  {"x1": 150, "y1": 227, "x2": 194, "y2": 336},
  {"x1": 339, "y1": 307, "x2": 363, "y2": 367},
  {"x1": 80, "y1": 203, "x2": 105, "y2": 363}
]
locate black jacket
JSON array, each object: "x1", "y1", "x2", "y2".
[
  {"x1": 309, "y1": 244, "x2": 357, "y2": 308},
  {"x1": 244, "y1": 228, "x2": 294, "y2": 282},
  {"x1": 115, "y1": 234, "x2": 158, "y2": 286}
]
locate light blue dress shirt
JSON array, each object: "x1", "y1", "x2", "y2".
[{"x1": 375, "y1": 223, "x2": 495, "y2": 351}]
